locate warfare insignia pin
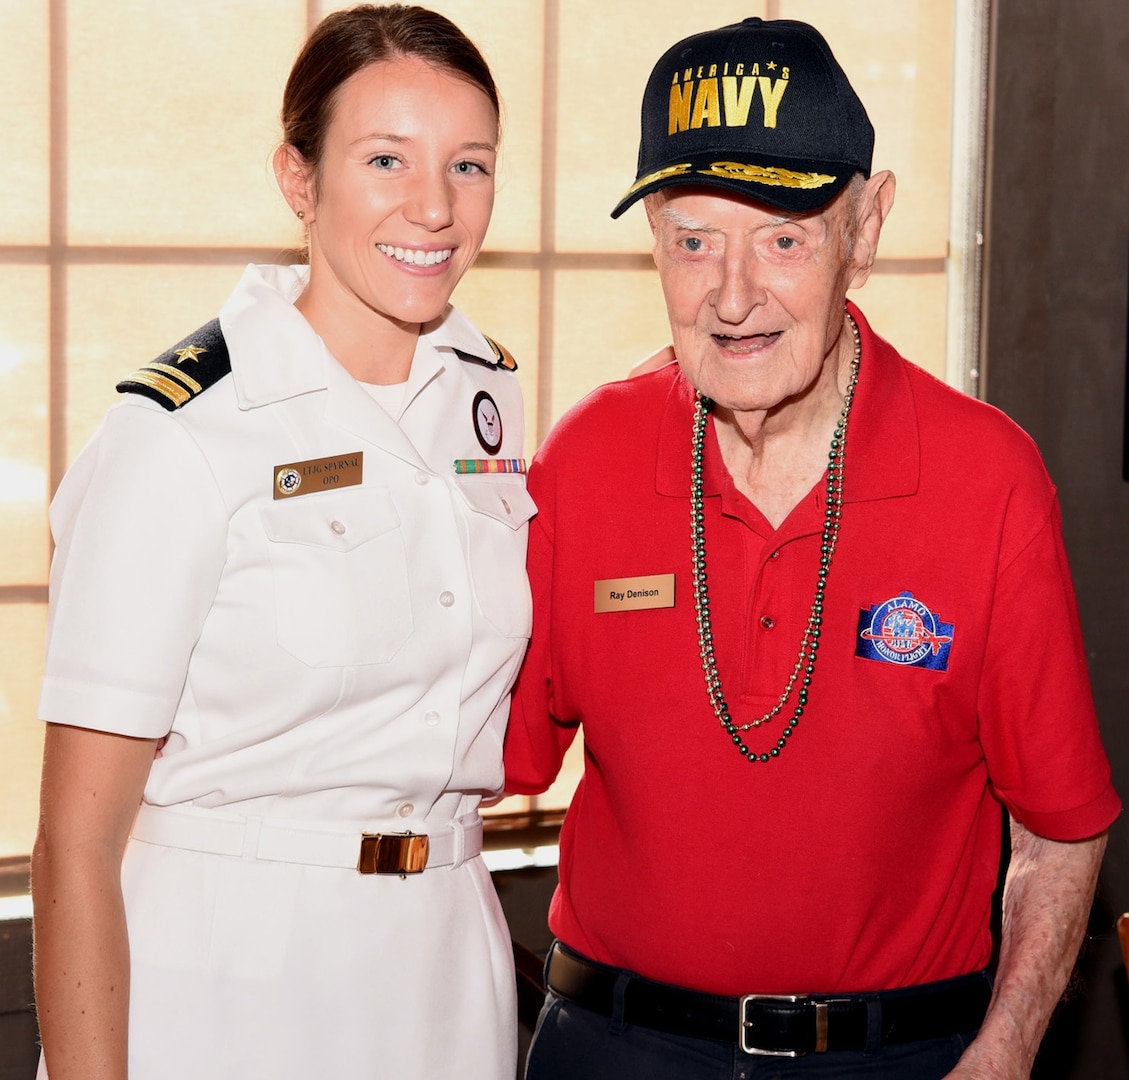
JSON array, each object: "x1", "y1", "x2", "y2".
[
  {"x1": 856, "y1": 591, "x2": 954, "y2": 671},
  {"x1": 472, "y1": 390, "x2": 503, "y2": 455}
]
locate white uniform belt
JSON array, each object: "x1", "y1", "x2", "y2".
[{"x1": 130, "y1": 803, "x2": 483, "y2": 872}]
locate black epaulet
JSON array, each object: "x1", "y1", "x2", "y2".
[
  {"x1": 116, "y1": 319, "x2": 232, "y2": 411},
  {"x1": 453, "y1": 334, "x2": 518, "y2": 372}
]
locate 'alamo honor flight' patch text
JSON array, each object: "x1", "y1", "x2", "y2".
[
  {"x1": 116, "y1": 320, "x2": 232, "y2": 411},
  {"x1": 856, "y1": 592, "x2": 954, "y2": 671}
]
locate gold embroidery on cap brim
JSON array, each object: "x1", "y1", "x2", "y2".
[
  {"x1": 622, "y1": 162, "x2": 694, "y2": 199},
  {"x1": 699, "y1": 162, "x2": 838, "y2": 189}
]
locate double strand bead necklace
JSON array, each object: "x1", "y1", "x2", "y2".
[{"x1": 689, "y1": 315, "x2": 861, "y2": 763}]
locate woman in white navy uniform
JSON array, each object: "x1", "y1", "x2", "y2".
[{"x1": 31, "y1": 7, "x2": 533, "y2": 1078}]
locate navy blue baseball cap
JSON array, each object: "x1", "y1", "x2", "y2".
[{"x1": 611, "y1": 18, "x2": 874, "y2": 218}]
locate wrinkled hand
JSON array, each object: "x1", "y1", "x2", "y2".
[{"x1": 628, "y1": 344, "x2": 676, "y2": 378}]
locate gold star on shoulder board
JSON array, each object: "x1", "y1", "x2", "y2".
[{"x1": 175, "y1": 345, "x2": 207, "y2": 364}]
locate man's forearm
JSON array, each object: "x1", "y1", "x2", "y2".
[{"x1": 950, "y1": 820, "x2": 1107, "y2": 1078}]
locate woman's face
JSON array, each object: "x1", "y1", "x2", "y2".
[{"x1": 298, "y1": 56, "x2": 498, "y2": 333}]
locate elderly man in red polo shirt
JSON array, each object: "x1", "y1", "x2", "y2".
[{"x1": 504, "y1": 16, "x2": 1119, "y2": 1080}]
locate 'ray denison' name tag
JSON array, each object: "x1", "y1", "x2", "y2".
[{"x1": 594, "y1": 573, "x2": 675, "y2": 613}]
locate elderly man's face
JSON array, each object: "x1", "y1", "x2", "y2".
[{"x1": 648, "y1": 185, "x2": 865, "y2": 416}]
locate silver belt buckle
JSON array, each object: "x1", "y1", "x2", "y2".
[{"x1": 738, "y1": 993, "x2": 813, "y2": 1057}]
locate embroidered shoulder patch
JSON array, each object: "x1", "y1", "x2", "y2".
[
  {"x1": 116, "y1": 319, "x2": 231, "y2": 411},
  {"x1": 453, "y1": 334, "x2": 518, "y2": 372},
  {"x1": 856, "y1": 591, "x2": 954, "y2": 671}
]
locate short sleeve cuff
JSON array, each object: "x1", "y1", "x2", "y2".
[
  {"x1": 38, "y1": 675, "x2": 177, "y2": 739},
  {"x1": 1009, "y1": 783, "x2": 1122, "y2": 841}
]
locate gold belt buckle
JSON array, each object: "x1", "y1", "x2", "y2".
[{"x1": 357, "y1": 831, "x2": 430, "y2": 876}]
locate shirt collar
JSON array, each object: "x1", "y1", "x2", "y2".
[{"x1": 654, "y1": 300, "x2": 920, "y2": 504}]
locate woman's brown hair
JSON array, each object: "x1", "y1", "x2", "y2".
[{"x1": 281, "y1": 4, "x2": 500, "y2": 175}]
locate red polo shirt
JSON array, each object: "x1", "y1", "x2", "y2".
[{"x1": 504, "y1": 303, "x2": 1119, "y2": 996}]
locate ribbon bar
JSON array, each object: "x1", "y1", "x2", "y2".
[{"x1": 453, "y1": 458, "x2": 527, "y2": 474}]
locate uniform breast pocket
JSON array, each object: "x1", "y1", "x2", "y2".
[
  {"x1": 260, "y1": 489, "x2": 413, "y2": 667},
  {"x1": 456, "y1": 478, "x2": 537, "y2": 639}
]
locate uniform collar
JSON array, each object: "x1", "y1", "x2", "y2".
[
  {"x1": 220, "y1": 264, "x2": 326, "y2": 409},
  {"x1": 219, "y1": 263, "x2": 502, "y2": 411},
  {"x1": 655, "y1": 300, "x2": 920, "y2": 504}
]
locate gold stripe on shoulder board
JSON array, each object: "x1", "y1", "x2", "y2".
[
  {"x1": 119, "y1": 369, "x2": 193, "y2": 407},
  {"x1": 146, "y1": 362, "x2": 204, "y2": 393}
]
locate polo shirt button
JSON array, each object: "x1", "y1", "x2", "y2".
[
  {"x1": 414, "y1": 471, "x2": 430, "y2": 485},
  {"x1": 424, "y1": 711, "x2": 441, "y2": 726},
  {"x1": 397, "y1": 802, "x2": 414, "y2": 818},
  {"x1": 330, "y1": 520, "x2": 346, "y2": 536},
  {"x1": 760, "y1": 615, "x2": 775, "y2": 630},
  {"x1": 439, "y1": 591, "x2": 455, "y2": 607},
  {"x1": 769, "y1": 550, "x2": 780, "y2": 560}
]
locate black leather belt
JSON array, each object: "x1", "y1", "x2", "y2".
[{"x1": 545, "y1": 941, "x2": 992, "y2": 1057}]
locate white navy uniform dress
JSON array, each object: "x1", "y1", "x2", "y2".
[{"x1": 37, "y1": 263, "x2": 534, "y2": 1079}]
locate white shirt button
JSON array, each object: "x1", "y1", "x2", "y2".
[
  {"x1": 424, "y1": 711, "x2": 441, "y2": 726},
  {"x1": 330, "y1": 520, "x2": 346, "y2": 535},
  {"x1": 397, "y1": 802, "x2": 414, "y2": 819},
  {"x1": 501, "y1": 497, "x2": 512, "y2": 515},
  {"x1": 414, "y1": 471, "x2": 430, "y2": 486},
  {"x1": 439, "y1": 591, "x2": 455, "y2": 607}
]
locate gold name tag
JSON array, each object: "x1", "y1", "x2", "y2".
[
  {"x1": 273, "y1": 453, "x2": 364, "y2": 499},
  {"x1": 594, "y1": 573, "x2": 676, "y2": 613}
]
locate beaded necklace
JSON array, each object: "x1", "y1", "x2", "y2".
[{"x1": 689, "y1": 314, "x2": 861, "y2": 763}]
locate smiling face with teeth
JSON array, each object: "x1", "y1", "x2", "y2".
[
  {"x1": 645, "y1": 179, "x2": 890, "y2": 430},
  {"x1": 276, "y1": 55, "x2": 498, "y2": 379}
]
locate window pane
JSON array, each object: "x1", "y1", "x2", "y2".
[
  {"x1": 1, "y1": 1, "x2": 50, "y2": 244},
  {"x1": 853, "y1": 272, "x2": 948, "y2": 379},
  {"x1": 0, "y1": 266, "x2": 50, "y2": 584},
  {"x1": 66, "y1": 0, "x2": 306, "y2": 247},
  {"x1": 0, "y1": 604, "x2": 47, "y2": 858},
  {"x1": 551, "y1": 268, "x2": 670, "y2": 422}
]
